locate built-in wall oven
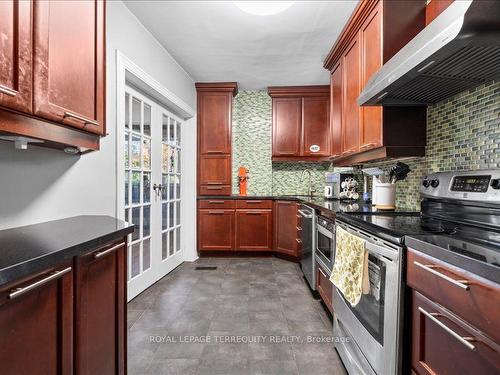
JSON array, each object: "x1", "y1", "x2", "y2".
[
  {"x1": 316, "y1": 216, "x2": 335, "y2": 273},
  {"x1": 333, "y1": 220, "x2": 404, "y2": 375}
]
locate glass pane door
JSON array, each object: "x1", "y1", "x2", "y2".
[
  {"x1": 123, "y1": 85, "x2": 185, "y2": 300},
  {"x1": 124, "y1": 93, "x2": 152, "y2": 280}
]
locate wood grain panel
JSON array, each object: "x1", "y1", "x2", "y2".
[
  {"x1": 302, "y1": 96, "x2": 330, "y2": 156},
  {"x1": 0, "y1": 0, "x2": 32, "y2": 113},
  {"x1": 330, "y1": 63, "x2": 343, "y2": 159},
  {"x1": 33, "y1": 0, "x2": 105, "y2": 135},
  {"x1": 341, "y1": 36, "x2": 360, "y2": 156},
  {"x1": 198, "y1": 209, "x2": 235, "y2": 250},
  {"x1": 274, "y1": 201, "x2": 299, "y2": 257},
  {"x1": 235, "y1": 210, "x2": 273, "y2": 251},
  {"x1": 198, "y1": 92, "x2": 232, "y2": 154},
  {"x1": 272, "y1": 97, "x2": 302, "y2": 157}
]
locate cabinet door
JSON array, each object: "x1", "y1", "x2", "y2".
[
  {"x1": 198, "y1": 92, "x2": 232, "y2": 154},
  {"x1": 199, "y1": 154, "x2": 231, "y2": 186},
  {"x1": 342, "y1": 37, "x2": 361, "y2": 156},
  {"x1": 0, "y1": 0, "x2": 32, "y2": 113},
  {"x1": 236, "y1": 210, "x2": 273, "y2": 251},
  {"x1": 360, "y1": 5, "x2": 383, "y2": 151},
  {"x1": 199, "y1": 209, "x2": 235, "y2": 250},
  {"x1": 0, "y1": 263, "x2": 73, "y2": 375},
  {"x1": 330, "y1": 62, "x2": 343, "y2": 158},
  {"x1": 33, "y1": 0, "x2": 105, "y2": 135},
  {"x1": 274, "y1": 201, "x2": 299, "y2": 256},
  {"x1": 272, "y1": 97, "x2": 302, "y2": 157},
  {"x1": 74, "y1": 240, "x2": 127, "y2": 375},
  {"x1": 411, "y1": 291, "x2": 500, "y2": 375},
  {"x1": 316, "y1": 264, "x2": 333, "y2": 314},
  {"x1": 302, "y1": 96, "x2": 330, "y2": 156}
]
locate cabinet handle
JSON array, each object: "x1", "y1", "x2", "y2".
[
  {"x1": 94, "y1": 242, "x2": 125, "y2": 259},
  {"x1": 246, "y1": 211, "x2": 263, "y2": 215},
  {"x1": 64, "y1": 111, "x2": 99, "y2": 127},
  {"x1": 208, "y1": 210, "x2": 225, "y2": 215},
  {"x1": 318, "y1": 267, "x2": 327, "y2": 278},
  {"x1": 208, "y1": 200, "x2": 226, "y2": 204},
  {"x1": 278, "y1": 152, "x2": 297, "y2": 155},
  {"x1": 246, "y1": 201, "x2": 262, "y2": 204},
  {"x1": 296, "y1": 226, "x2": 302, "y2": 231},
  {"x1": 413, "y1": 261, "x2": 470, "y2": 290},
  {"x1": 8, "y1": 267, "x2": 72, "y2": 299},
  {"x1": 418, "y1": 307, "x2": 476, "y2": 350},
  {"x1": 296, "y1": 238, "x2": 302, "y2": 244},
  {"x1": 206, "y1": 182, "x2": 223, "y2": 185},
  {"x1": 206, "y1": 186, "x2": 223, "y2": 190},
  {"x1": 0, "y1": 85, "x2": 17, "y2": 97},
  {"x1": 360, "y1": 143, "x2": 377, "y2": 149}
]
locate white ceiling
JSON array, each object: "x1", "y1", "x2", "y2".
[{"x1": 124, "y1": 1, "x2": 358, "y2": 90}]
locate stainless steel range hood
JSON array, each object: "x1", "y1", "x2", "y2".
[{"x1": 358, "y1": 0, "x2": 500, "y2": 106}]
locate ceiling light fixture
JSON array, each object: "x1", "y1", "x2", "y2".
[{"x1": 233, "y1": 1, "x2": 295, "y2": 16}]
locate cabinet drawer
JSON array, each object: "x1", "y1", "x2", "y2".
[
  {"x1": 407, "y1": 249, "x2": 500, "y2": 342},
  {"x1": 316, "y1": 263, "x2": 333, "y2": 314},
  {"x1": 199, "y1": 199, "x2": 235, "y2": 209},
  {"x1": 236, "y1": 200, "x2": 273, "y2": 209},
  {"x1": 411, "y1": 290, "x2": 500, "y2": 375},
  {"x1": 199, "y1": 185, "x2": 232, "y2": 196}
]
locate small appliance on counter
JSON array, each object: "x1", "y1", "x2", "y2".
[
  {"x1": 325, "y1": 172, "x2": 358, "y2": 200},
  {"x1": 361, "y1": 167, "x2": 384, "y2": 203}
]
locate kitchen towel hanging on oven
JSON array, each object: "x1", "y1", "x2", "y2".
[{"x1": 330, "y1": 226, "x2": 370, "y2": 306}]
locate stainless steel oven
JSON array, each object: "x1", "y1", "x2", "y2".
[
  {"x1": 333, "y1": 220, "x2": 404, "y2": 375},
  {"x1": 316, "y1": 216, "x2": 335, "y2": 273}
]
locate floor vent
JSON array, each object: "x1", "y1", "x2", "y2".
[{"x1": 195, "y1": 266, "x2": 218, "y2": 270}]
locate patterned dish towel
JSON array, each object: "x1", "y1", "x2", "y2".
[{"x1": 330, "y1": 225, "x2": 370, "y2": 307}]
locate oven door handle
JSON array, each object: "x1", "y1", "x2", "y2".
[
  {"x1": 317, "y1": 225, "x2": 334, "y2": 239},
  {"x1": 365, "y1": 241, "x2": 399, "y2": 261}
]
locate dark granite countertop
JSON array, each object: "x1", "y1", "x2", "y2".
[
  {"x1": 198, "y1": 195, "x2": 408, "y2": 218},
  {"x1": 0, "y1": 215, "x2": 134, "y2": 287}
]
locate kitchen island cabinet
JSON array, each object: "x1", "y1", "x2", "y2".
[
  {"x1": 0, "y1": 216, "x2": 133, "y2": 375},
  {"x1": 0, "y1": 0, "x2": 105, "y2": 152}
]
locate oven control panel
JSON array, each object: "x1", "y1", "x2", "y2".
[{"x1": 421, "y1": 170, "x2": 500, "y2": 202}]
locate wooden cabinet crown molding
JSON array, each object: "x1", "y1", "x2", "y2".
[
  {"x1": 195, "y1": 82, "x2": 238, "y2": 96},
  {"x1": 267, "y1": 85, "x2": 330, "y2": 98},
  {"x1": 323, "y1": 0, "x2": 380, "y2": 70}
]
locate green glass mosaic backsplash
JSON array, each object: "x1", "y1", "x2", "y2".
[
  {"x1": 231, "y1": 81, "x2": 499, "y2": 209},
  {"x1": 364, "y1": 80, "x2": 500, "y2": 210}
]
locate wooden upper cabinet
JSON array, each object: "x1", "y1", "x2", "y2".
[
  {"x1": 330, "y1": 62, "x2": 343, "y2": 159},
  {"x1": 302, "y1": 96, "x2": 330, "y2": 156},
  {"x1": 272, "y1": 97, "x2": 302, "y2": 157},
  {"x1": 268, "y1": 86, "x2": 330, "y2": 161},
  {"x1": 33, "y1": 0, "x2": 105, "y2": 135},
  {"x1": 198, "y1": 92, "x2": 232, "y2": 154},
  {"x1": 0, "y1": 0, "x2": 32, "y2": 113},
  {"x1": 342, "y1": 37, "x2": 360, "y2": 156},
  {"x1": 359, "y1": 4, "x2": 383, "y2": 151},
  {"x1": 324, "y1": 0, "x2": 427, "y2": 165}
]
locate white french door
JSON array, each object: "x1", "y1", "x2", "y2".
[{"x1": 123, "y1": 86, "x2": 184, "y2": 300}]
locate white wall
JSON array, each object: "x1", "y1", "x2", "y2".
[{"x1": 0, "y1": 1, "x2": 196, "y2": 230}]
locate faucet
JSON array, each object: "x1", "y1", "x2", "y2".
[{"x1": 299, "y1": 169, "x2": 315, "y2": 197}]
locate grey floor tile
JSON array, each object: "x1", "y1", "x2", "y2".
[
  {"x1": 248, "y1": 296, "x2": 283, "y2": 313},
  {"x1": 128, "y1": 309, "x2": 144, "y2": 329},
  {"x1": 248, "y1": 342, "x2": 294, "y2": 361},
  {"x1": 295, "y1": 357, "x2": 346, "y2": 375},
  {"x1": 147, "y1": 358, "x2": 199, "y2": 375},
  {"x1": 197, "y1": 358, "x2": 250, "y2": 375},
  {"x1": 249, "y1": 360, "x2": 299, "y2": 375},
  {"x1": 153, "y1": 340, "x2": 206, "y2": 360}
]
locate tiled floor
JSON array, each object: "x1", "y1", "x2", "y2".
[{"x1": 128, "y1": 257, "x2": 347, "y2": 375}]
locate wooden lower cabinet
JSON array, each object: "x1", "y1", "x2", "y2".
[
  {"x1": 0, "y1": 262, "x2": 73, "y2": 375},
  {"x1": 74, "y1": 240, "x2": 127, "y2": 375},
  {"x1": 198, "y1": 209, "x2": 235, "y2": 251},
  {"x1": 316, "y1": 263, "x2": 333, "y2": 314},
  {"x1": 235, "y1": 210, "x2": 273, "y2": 251},
  {"x1": 198, "y1": 154, "x2": 232, "y2": 196},
  {"x1": 274, "y1": 201, "x2": 300, "y2": 257},
  {"x1": 411, "y1": 290, "x2": 500, "y2": 375}
]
